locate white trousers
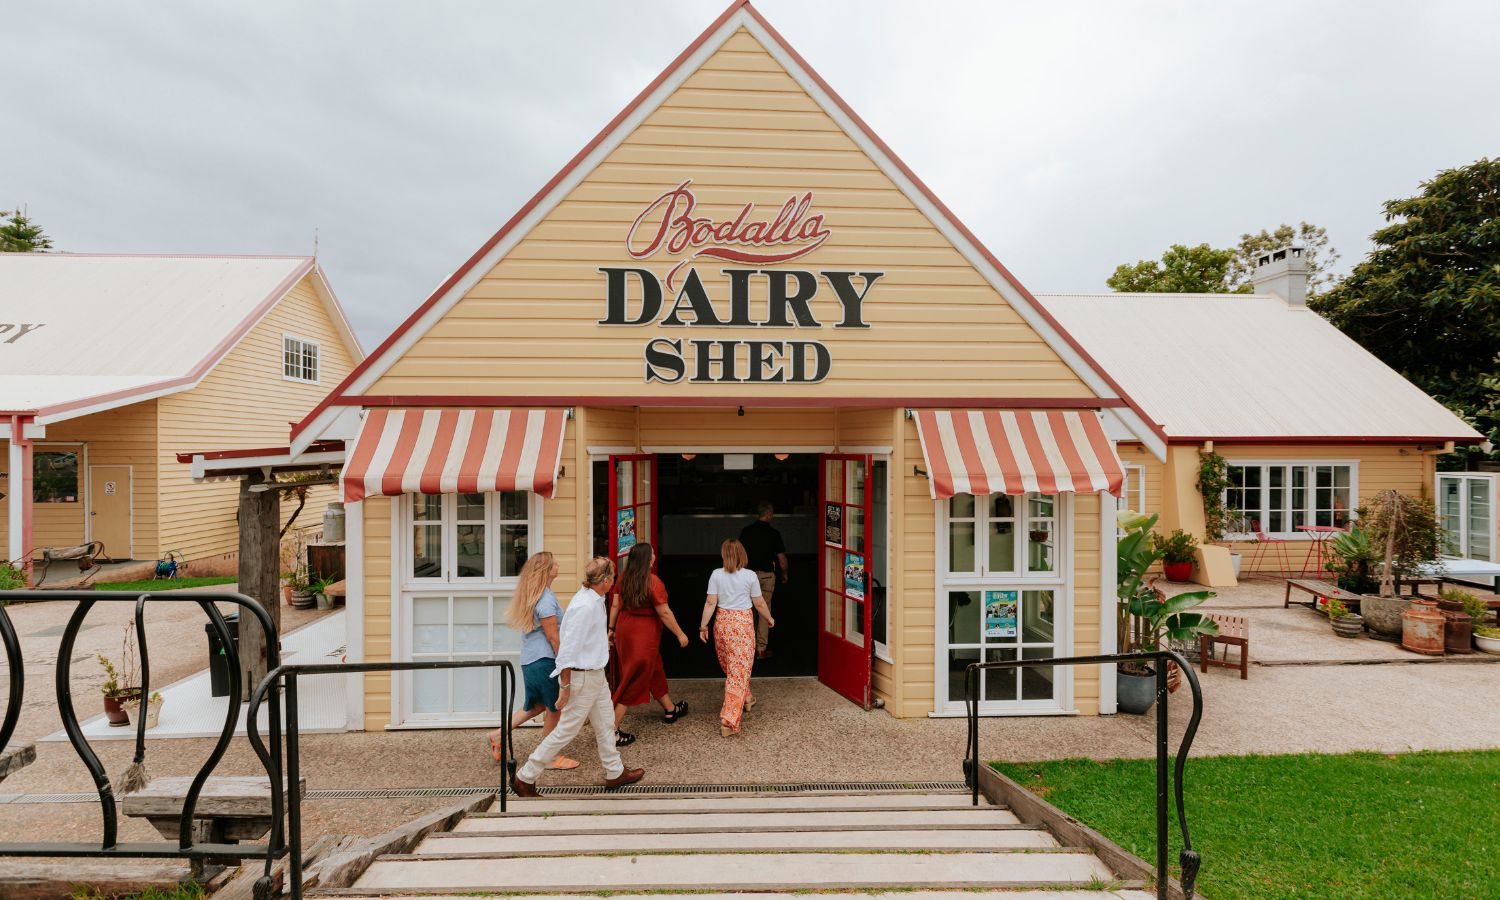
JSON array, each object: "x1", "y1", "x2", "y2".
[{"x1": 517, "y1": 668, "x2": 623, "y2": 782}]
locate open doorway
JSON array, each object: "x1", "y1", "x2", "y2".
[{"x1": 594, "y1": 453, "x2": 820, "y2": 678}]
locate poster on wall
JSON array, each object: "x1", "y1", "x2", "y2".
[
  {"x1": 985, "y1": 590, "x2": 1018, "y2": 638},
  {"x1": 824, "y1": 503, "x2": 843, "y2": 546},
  {"x1": 616, "y1": 507, "x2": 637, "y2": 556},
  {"x1": 843, "y1": 552, "x2": 865, "y2": 601}
]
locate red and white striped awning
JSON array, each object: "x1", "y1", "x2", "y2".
[
  {"x1": 342, "y1": 408, "x2": 568, "y2": 503},
  {"x1": 912, "y1": 410, "x2": 1124, "y2": 500}
]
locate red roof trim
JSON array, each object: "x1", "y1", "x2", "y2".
[
  {"x1": 291, "y1": 0, "x2": 1161, "y2": 446},
  {"x1": 1168, "y1": 435, "x2": 1482, "y2": 446},
  {"x1": 31, "y1": 258, "x2": 317, "y2": 420},
  {"x1": 331, "y1": 394, "x2": 1127, "y2": 411},
  {"x1": 174, "y1": 439, "x2": 346, "y2": 465}
]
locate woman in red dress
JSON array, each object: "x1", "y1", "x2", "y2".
[{"x1": 609, "y1": 541, "x2": 690, "y2": 745}]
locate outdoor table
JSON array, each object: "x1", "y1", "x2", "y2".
[
  {"x1": 1296, "y1": 525, "x2": 1344, "y2": 578},
  {"x1": 1420, "y1": 557, "x2": 1500, "y2": 593}
]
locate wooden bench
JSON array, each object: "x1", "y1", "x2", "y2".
[
  {"x1": 122, "y1": 775, "x2": 305, "y2": 844},
  {"x1": 1199, "y1": 613, "x2": 1249, "y2": 680},
  {"x1": 1284, "y1": 578, "x2": 1365, "y2": 611}
]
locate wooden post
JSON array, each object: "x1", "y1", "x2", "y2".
[{"x1": 238, "y1": 473, "x2": 281, "y2": 701}]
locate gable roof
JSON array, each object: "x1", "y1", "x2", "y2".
[
  {"x1": 0, "y1": 252, "x2": 363, "y2": 424},
  {"x1": 1036, "y1": 291, "x2": 1484, "y2": 443},
  {"x1": 289, "y1": 0, "x2": 1165, "y2": 457}
]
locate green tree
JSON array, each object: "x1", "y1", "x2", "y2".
[
  {"x1": 1311, "y1": 158, "x2": 1500, "y2": 463},
  {"x1": 1106, "y1": 243, "x2": 1248, "y2": 293},
  {"x1": 1230, "y1": 222, "x2": 1340, "y2": 296},
  {"x1": 0, "y1": 206, "x2": 53, "y2": 252}
]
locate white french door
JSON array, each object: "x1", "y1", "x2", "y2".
[{"x1": 1438, "y1": 473, "x2": 1494, "y2": 562}]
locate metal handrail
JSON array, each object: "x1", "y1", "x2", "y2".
[
  {"x1": 963, "y1": 649, "x2": 1203, "y2": 900},
  {"x1": 246, "y1": 657, "x2": 516, "y2": 900}
]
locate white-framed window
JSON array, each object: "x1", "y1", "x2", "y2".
[
  {"x1": 405, "y1": 491, "x2": 534, "y2": 584},
  {"x1": 937, "y1": 493, "x2": 1069, "y2": 714},
  {"x1": 1438, "y1": 473, "x2": 1494, "y2": 562},
  {"x1": 1224, "y1": 462, "x2": 1356, "y2": 538},
  {"x1": 403, "y1": 592, "x2": 520, "y2": 722},
  {"x1": 1116, "y1": 463, "x2": 1145, "y2": 534},
  {"x1": 282, "y1": 334, "x2": 320, "y2": 383}
]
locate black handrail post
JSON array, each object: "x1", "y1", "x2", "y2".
[
  {"x1": 1155, "y1": 657, "x2": 1169, "y2": 900},
  {"x1": 967, "y1": 664, "x2": 979, "y2": 807},
  {"x1": 0, "y1": 604, "x2": 24, "y2": 760},
  {"x1": 497, "y1": 666, "x2": 509, "y2": 813},
  {"x1": 286, "y1": 671, "x2": 304, "y2": 900}
]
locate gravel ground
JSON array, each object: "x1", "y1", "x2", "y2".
[{"x1": 3, "y1": 578, "x2": 1499, "y2": 852}]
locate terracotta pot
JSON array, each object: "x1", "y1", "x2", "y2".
[
  {"x1": 103, "y1": 688, "x2": 140, "y2": 727},
  {"x1": 1361, "y1": 594, "x2": 1411, "y2": 642},
  {"x1": 1331, "y1": 614, "x2": 1364, "y2": 638},
  {"x1": 1163, "y1": 561, "x2": 1193, "y2": 582},
  {"x1": 1167, "y1": 660, "x2": 1183, "y2": 694},
  {"x1": 1441, "y1": 610, "x2": 1473, "y2": 654},
  {"x1": 1401, "y1": 604, "x2": 1446, "y2": 656},
  {"x1": 282, "y1": 585, "x2": 293, "y2": 605}
]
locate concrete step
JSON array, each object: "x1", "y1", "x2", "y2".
[
  {"x1": 413, "y1": 827, "x2": 1060, "y2": 856},
  {"x1": 323, "y1": 893, "x2": 1154, "y2": 900},
  {"x1": 453, "y1": 808, "x2": 1021, "y2": 836},
  {"x1": 479, "y1": 792, "x2": 978, "y2": 816},
  {"x1": 350, "y1": 850, "x2": 1118, "y2": 893}
]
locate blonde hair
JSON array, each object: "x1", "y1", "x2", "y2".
[
  {"x1": 506, "y1": 551, "x2": 556, "y2": 632},
  {"x1": 720, "y1": 539, "x2": 748, "y2": 574},
  {"x1": 584, "y1": 555, "x2": 616, "y2": 588}
]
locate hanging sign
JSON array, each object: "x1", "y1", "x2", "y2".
[
  {"x1": 616, "y1": 508, "x2": 637, "y2": 556},
  {"x1": 823, "y1": 502, "x2": 843, "y2": 546},
  {"x1": 985, "y1": 590, "x2": 1018, "y2": 639},
  {"x1": 598, "y1": 180, "x2": 884, "y2": 385},
  {"x1": 843, "y1": 551, "x2": 865, "y2": 602}
]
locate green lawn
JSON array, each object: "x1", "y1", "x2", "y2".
[
  {"x1": 95, "y1": 576, "x2": 237, "y2": 592},
  {"x1": 996, "y1": 751, "x2": 1500, "y2": 900}
]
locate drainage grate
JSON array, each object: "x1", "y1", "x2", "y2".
[{"x1": 0, "y1": 781, "x2": 966, "y2": 805}]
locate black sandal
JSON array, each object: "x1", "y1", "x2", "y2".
[
  {"x1": 662, "y1": 701, "x2": 689, "y2": 723},
  {"x1": 615, "y1": 730, "x2": 637, "y2": 748}
]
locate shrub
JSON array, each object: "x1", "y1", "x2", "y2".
[{"x1": 1152, "y1": 529, "x2": 1198, "y2": 565}]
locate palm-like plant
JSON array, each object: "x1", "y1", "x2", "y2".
[{"x1": 1117, "y1": 512, "x2": 1217, "y2": 673}]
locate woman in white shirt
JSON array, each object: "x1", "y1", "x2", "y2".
[{"x1": 699, "y1": 538, "x2": 775, "y2": 737}]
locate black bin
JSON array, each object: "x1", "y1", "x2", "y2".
[{"x1": 207, "y1": 612, "x2": 240, "y2": 698}]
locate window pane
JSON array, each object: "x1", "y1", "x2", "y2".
[
  {"x1": 984, "y1": 647, "x2": 1018, "y2": 702},
  {"x1": 412, "y1": 525, "x2": 442, "y2": 578},
  {"x1": 947, "y1": 647, "x2": 982, "y2": 705},
  {"x1": 950, "y1": 494, "x2": 974, "y2": 519},
  {"x1": 412, "y1": 597, "x2": 448, "y2": 653},
  {"x1": 1026, "y1": 521, "x2": 1054, "y2": 572},
  {"x1": 1440, "y1": 478, "x2": 1463, "y2": 555},
  {"x1": 1021, "y1": 646, "x2": 1056, "y2": 701},
  {"x1": 1332, "y1": 467, "x2": 1353, "y2": 528},
  {"x1": 846, "y1": 504, "x2": 866, "y2": 553},
  {"x1": 498, "y1": 523, "x2": 529, "y2": 577},
  {"x1": 1269, "y1": 466, "x2": 1286, "y2": 533},
  {"x1": 412, "y1": 670, "x2": 447, "y2": 714},
  {"x1": 949, "y1": 521, "x2": 976, "y2": 572},
  {"x1": 453, "y1": 596, "x2": 489, "y2": 653},
  {"x1": 491, "y1": 598, "x2": 522, "y2": 654},
  {"x1": 1022, "y1": 590, "x2": 1055, "y2": 644},
  {"x1": 499, "y1": 491, "x2": 529, "y2": 522},
  {"x1": 413, "y1": 493, "x2": 442, "y2": 521},
  {"x1": 825, "y1": 591, "x2": 844, "y2": 636},
  {"x1": 457, "y1": 493, "x2": 485, "y2": 521},
  {"x1": 1028, "y1": 495, "x2": 1055, "y2": 519},
  {"x1": 847, "y1": 459, "x2": 865, "y2": 506},
  {"x1": 452, "y1": 667, "x2": 488, "y2": 713},
  {"x1": 988, "y1": 520, "x2": 1016, "y2": 572},
  {"x1": 1469, "y1": 479, "x2": 1492, "y2": 561},
  {"x1": 947, "y1": 590, "x2": 981, "y2": 644},
  {"x1": 456, "y1": 524, "x2": 485, "y2": 578},
  {"x1": 990, "y1": 494, "x2": 1014, "y2": 519},
  {"x1": 616, "y1": 460, "x2": 634, "y2": 505},
  {"x1": 32, "y1": 451, "x2": 79, "y2": 503}
]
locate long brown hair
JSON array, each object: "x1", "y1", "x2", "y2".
[
  {"x1": 618, "y1": 542, "x2": 656, "y2": 610},
  {"x1": 505, "y1": 551, "x2": 556, "y2": 632},
  {"x1": 720, "y1": 538, "x2": 748, "y2": 574}
]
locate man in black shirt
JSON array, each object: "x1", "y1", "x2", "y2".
[{"x1": 739, "y1": 500, "x2": 788, "y2": 659}]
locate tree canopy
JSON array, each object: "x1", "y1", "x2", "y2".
[
  {"x1": 1107, "y1": 222, "x2": 1337, "y2": 295},
  {"x1": 1311, "y1": 158, "x2": 1500, "y2": 461},
  {"x1": 0, "y1": 207, "x2": 53, "y2": 252}
]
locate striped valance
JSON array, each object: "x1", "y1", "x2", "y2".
[
  {"x1": 341, "y1": 408, "x2": 567, "y2": 503},
  {"x1": 912, "y1": 409, "x2": 1124, "y2": 500}
]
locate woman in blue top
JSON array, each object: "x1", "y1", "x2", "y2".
[{"x1": 488, "y1": 550, "x2": 579, "y2": 770}]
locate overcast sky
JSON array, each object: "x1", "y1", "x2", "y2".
[{"x1": 9, "y1": 1, "x2": 1499, "y2": 347}]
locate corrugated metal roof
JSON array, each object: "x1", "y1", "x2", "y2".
[
  {"x1": 1035, "y1": 292, "x2": 1482, "y2": 442},
  {"x1": 0, "y1": 253, "x2": 315, "y2": 417}
]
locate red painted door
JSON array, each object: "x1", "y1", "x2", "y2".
[
  {"x1": 818, "y1": 454, "x2": 874, "y2": 708},
  {"x1": 608, "y1": 454, "x2": 657, "y2": 570}
]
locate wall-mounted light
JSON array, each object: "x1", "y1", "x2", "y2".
[
  {"x1": 774, "y1": 453, "x2": 789, "y2": 461},
  {"x1": 737, "y1": 405, "x2": 745, "y2": 417},
  {"x1": 681, "y1": 453, "x2": 696, "y2": 461}
]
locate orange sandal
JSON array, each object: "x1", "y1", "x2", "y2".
[{"x1": 549, "y1": 756, "x2": 581, "y2": 770}]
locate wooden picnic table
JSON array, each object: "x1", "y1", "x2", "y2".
[{"x1": 122, "y1": 774, "x2": 305, "y2": 843}]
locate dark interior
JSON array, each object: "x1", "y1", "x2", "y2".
[{"x1": 594, "y1": 453, "x2": 820, "y2": 678}]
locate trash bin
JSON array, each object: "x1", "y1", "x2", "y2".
[{"x1": 207, "y1": 613, "x2": 240, "y2": 698}]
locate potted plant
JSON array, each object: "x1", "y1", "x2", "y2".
[
  {"x1": 1476, "y1": 625, "x2": 1500, "y2": 655},
  {"x1": 1327, "y1": 598, "x2": 1364, "y2": 638},
  {"x1": 1152, "y1": 529, "x2": 1198, "y2": 583},
  {"x1": 310, "y1": 576, "x2": 338, "y2": 610},
  {"x1": 1116, "y1": 511, "x2": 1217, "y2": 714},
  {"x1": 1197, "y1": 451, "x2": 1242, "y2": 575},
  {"x1": 1357, "y1": 491, "x2": 1445, "y2": 643},
  {"x1": 279, "y1": 571, "x2": 296, "y2": 606},
  {"x1": 130, "y1": 691, "x2": 164, "y2": 730},
  {"x1": 96, "y1": 626, "x2": 141, "y2": 727},
  {"x1": 1437, "y1": 587, "x2": 1484, "y2": 655},
  {"x1": 288, "y1": 571, "x2": 315, "y2": 609},
  {"x1": 1324, "y1": 525, "x2": 1379, "y2": 595}
]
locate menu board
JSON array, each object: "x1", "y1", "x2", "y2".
[{"x1": 824, "y1": 502, "x2": 843, "y2": 546}]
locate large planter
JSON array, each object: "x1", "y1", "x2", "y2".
[
  {"x1": 1162, "y1": 561, "x2": 1193, "y2": 582},
  {"x1": 1230, "y1": 552, "x2": 1243, "y2": 578},
  {"x1": 315, "y1": 591, "x2": 334, "y2": 611},
  {"x1": 1475, "y1": 632, "x2": 1500, "y2": 655},
  {"x1": 1116, "y1": 669, "x2": 1157, "y2": 714},
  {"x1": 1361, "y1": 594, "x2": 1411, "y2": 642},
  {"x1": 131, "y1": 695, "x2": 164, "y2": 730},
  {"x1": 1401, "y1": 603, "x2": 1446, "y2": 656},
  {"x1": 291, "y1": 590, "x2": 316, "y2": 610},
  {"x1": 1441, "y1": 610, "x2": 1473, "y2": 654},
  {"x1": 1331, "y1": 614, "x2": 1364, "y2": 639}
]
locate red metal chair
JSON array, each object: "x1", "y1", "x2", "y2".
[{"x1": 1247, "y1": 519, "x2": 1292, "y2": 576}]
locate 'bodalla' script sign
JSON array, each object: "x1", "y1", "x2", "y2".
[
  {"x1": 0, "y1": 324, "x2": 45, "y2": 345},
  {"x1": 599, "y1": 181, "x2": 881, "y2": 385}
]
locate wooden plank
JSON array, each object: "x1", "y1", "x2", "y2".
[
  {"x1": 0, "y1": 741, "x2": 36, "y2": 783},
  {"x1": 0, "y1": 862, "x2": 191, "y2": 900},
  {"x1": 121, "y1": 775, "x2": 306, "y2": 819}
]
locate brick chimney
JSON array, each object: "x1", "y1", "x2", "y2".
[{"x1": 1250, "y1": 244, "x2": 1309, "y2": 306}]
